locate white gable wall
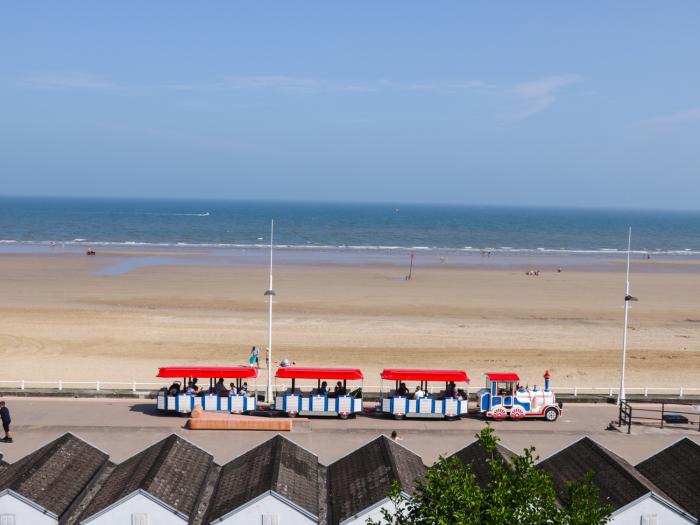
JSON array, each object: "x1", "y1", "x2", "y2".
[
  {"x1": 340, "y1": 497, "x2": 400, "y2": 525},
  {"x1": 82, "y1": 493, "x2": 187, "y2": 525},
  {"x1": 0, "y1": 492, "x2": 57, "y2": 525},
  {"x1": 214, "y1": 493, "x2": 316, "y2": 525},
  {"x1": 610, "y1": 494, "x2": 696, "y2": 525}
]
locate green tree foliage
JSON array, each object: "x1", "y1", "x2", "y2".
[{"x1": 368, "y1": 426, "x2": 611, "y2": 525}]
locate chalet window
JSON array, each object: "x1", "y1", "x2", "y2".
[
  {"x1": 262, "y1": 514, "x2": 279, "y2": 525},
  {"x1": 131, "y1": 513, "x2": 148, "y2": 525},
  {"x1": 641, "y1": 514, "x2": 658, "y2": 525},
  {"x1": 0, "y1": 515, "x2": 15, "y2": 525}
]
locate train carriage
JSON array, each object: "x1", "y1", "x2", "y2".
[
  {"x1": 156, "y1": 366, "x2": 258, "y2": 415},
  {"x1": 379, "y1": 369, "x2": 470, "y2": 419},
  {"x1": 274, "y1": 367, "x2": 364, "y2": 419}
]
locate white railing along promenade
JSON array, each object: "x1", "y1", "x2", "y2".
[{"x1": 0, "y1": 380, "x2": 699, "y2": 398}]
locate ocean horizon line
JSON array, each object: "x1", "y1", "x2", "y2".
[{"x1": 2, "y1": 194, "x2": 700, "y2": 214}]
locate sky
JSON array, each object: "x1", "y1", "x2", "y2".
[{"x1": 1, "y1": 2, "x2": 699, "y2": 208}]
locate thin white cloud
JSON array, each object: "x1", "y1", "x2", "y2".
[
  {"x1": 640, "y1": 107, "x2": 700, "y2": 126},
  {"x1": 216, "y1": 75, "x2": 325, "y2": 93},
  {"x1": 498, "y1": 75, "x2": 581, "y2": 121},
  {"x1": 22, "y1": 73, "x2": 122, "y2": 90},
  {"x1": 16, "y1": 72, "x2": 581, "y2": 123},
  {"x1": 378, "y1": 79, "x2": 489, "y2": 93}
]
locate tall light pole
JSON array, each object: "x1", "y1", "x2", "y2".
[
  {"x1": 619, "y1": 227, "x2": 637, "y2": 405},
  {"x1": 264, "y1": 220, "x2": 275, "y2": 403}
]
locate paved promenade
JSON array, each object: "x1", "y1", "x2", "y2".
[{"x1": 0, "y1": 397, "x2": 697, "y2": 465}]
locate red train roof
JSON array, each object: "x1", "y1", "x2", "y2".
[
  {"x1": 275, "y1": 367, "x2": 364, "y2": 380},
  {"x1": 485, "y1": 372, "x2": 520, "y2": 381},
  {"x1": 381, "y1": 369, "x2": 469, "y2": 382},
  {"x1": 157, "y1": 366, "x2": 258, "y2": 379}
]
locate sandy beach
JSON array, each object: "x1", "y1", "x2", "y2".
[{"x1": 0, "y1": 251, "x2": 698, "y2": 389}]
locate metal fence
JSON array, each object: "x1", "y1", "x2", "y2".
[
  {"x1": 618, "y1": 400, "x2": 700, "y2": 433},
  {"x1": 0, "y1": 379, "x2": 698, "y2": 397}
]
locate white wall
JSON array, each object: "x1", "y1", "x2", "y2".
[
  {"x1": 340, "y1": 498, "x2": 399, "y2": 525},
  {"x1": 0, "y1": 492, "x2": 57, "y2": 525},
  {"x1": 217, "y1": 494, "x2": 316, "y2": 525},
  {"x1": 611, "y1": 495, "x2": 695, "y2": 525},
  {"x1": 82, "y1": 493, "x2": 187, "y2": 525}
]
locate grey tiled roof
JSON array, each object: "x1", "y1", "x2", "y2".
[
  {"x1": 80, "y1": 434, "x2": 213, "y2": 521},
  {"x1": 636, "y1": 438, "x2": 700, "y2": 519},
  {"x1": 448, "y1": 441, "x2": 515, "y2": 487},
  {"x1": 538, "y1": 437, "x2": 672, "y2": 512},
  {"x1": 327, "y1": 435, "x2": 427, "y2": 525},
  {"x1": 207, "y1": 435, "x2": 319, "y2": 523},
  {"x1": 0, "y1": 433, "x2": 108, "y2": 518}
]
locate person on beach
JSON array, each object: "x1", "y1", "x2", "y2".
[
  {"x1": 391, "y1": 430, "x2": 403, "y2": 442},
  {"x1": 0, "y1": 402, "x2": 12, "y2": 443},
  {"x1": 249, "y1": 346, "x2": 259, "y2": 368}
]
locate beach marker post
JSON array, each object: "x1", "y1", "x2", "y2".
[
  {"x1": 264, "y1": 220, "x2": 276, "y2": 404},
  {"x1": 406, "y1": 252, "x2": 414, "y2": 280}
]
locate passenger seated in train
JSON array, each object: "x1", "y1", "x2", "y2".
[
  {"x1": 239, "y1": 382, "x2": 248, "y2": 394},
  {"x1": 318, "y1": 381, "x2": 329, "y2": 396},
  {"x1": 413, "y1": 385, "x2": 425, "y2": 399},
  {"x1": 185, "y1": 381, "x2": 199, "y2": 395},
  {"x1": 446, "y1": 381, "x2": 457, "y2": 398},
  {"x1": 168, "y1": 382, "x2": 181, "y2": 396},
  {"x1": 228, "y1": 382, "x2": 237, "y2": 396},
  {"x1": 397, "y1": 382, "x2": 410, "y2": 397},
  {"x1": 215, "y1": 378, "x2": 228, "y2": 396},
  {"x1": 333, "y1": 381, "x2": 347, "y2": 397}
]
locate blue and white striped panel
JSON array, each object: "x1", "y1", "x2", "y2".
[
  {"x1": 443, "y1": 399, "x2": 458, "y2": 416},
  {"x1": 382, "y1": 398, "x2": 392, "y2": 413},
  {"x1": 311, "y1": 396, "x2": 325, "y2": 412},
  {"x1": 177, "y1": 394, "x2": 191, "y2": 413},
  {"x1": 416, "y1": 398, "x2": 433, "y2": 414},
  {"x1": 204, "y1": 395, "x2": 219, "y2": 411},
  {"x1": 230, "y1": 396, "x2": 243, "y2": 413},
  {"x1": 337, "y1": 396, "x2": 351, "y2": 414}
]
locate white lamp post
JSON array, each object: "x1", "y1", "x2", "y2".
[
  {"x1": 619, "y1": 227, "x2": 638, "y2": 405},
  {"x1": 264, "y1": 220, "x2": 275, "y2": 404}
]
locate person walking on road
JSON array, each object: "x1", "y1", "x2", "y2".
[{"x1": 0, "y1": 401, "x2": 12, "y2": 443}]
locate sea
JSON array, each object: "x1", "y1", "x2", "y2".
[{"x1": 1, "y1": 197, "x2": 700, "y2": 267}]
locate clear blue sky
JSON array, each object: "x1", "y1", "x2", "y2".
[{"x1": 1, "y1": 2, "x2": 699, "y2": 208}]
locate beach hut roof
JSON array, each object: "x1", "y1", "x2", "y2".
[
  {"x1": 327, "y1": 435, "x2": 427, "y2": 525},
  {"x1": 79, "y1": 434, "x2": 213, "y2": 521},
  {"x1": 636, "y1": 437, "x2": 700, "y2": 519},
  {"x1": 448, "y1": 440, "x2": 517, "y2": 488},
  {"x1": 0, "y1": 432, "x2": 109, "y2": 519},
  {"x1": 275, "y1": 367, "x2": 364, "y2": 380},
  {"x1": 381, "y1": 369, "x2": 469, "y2": 382},
  {"x1": 538, "y1": 437, "x2": 675, "y2": 513},
  {"x1": 206, "y1": 434, "x2": 320, "y2": 522}
]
